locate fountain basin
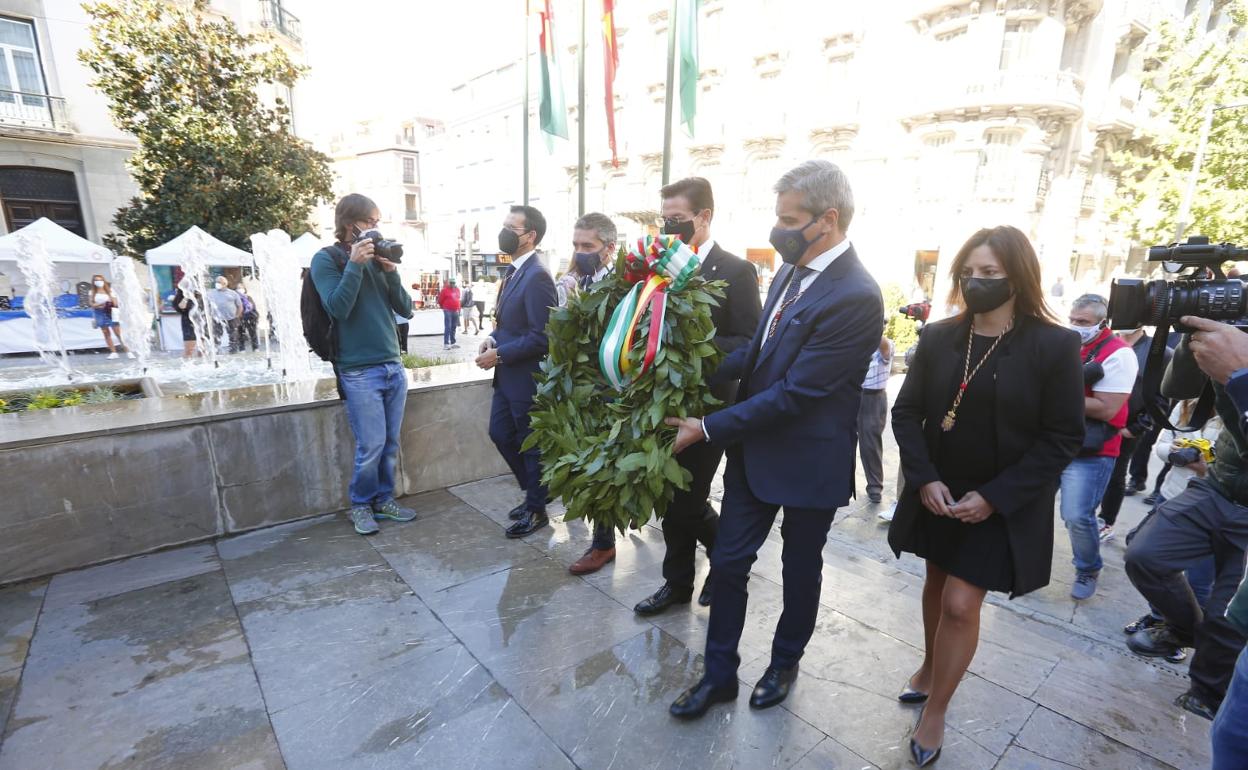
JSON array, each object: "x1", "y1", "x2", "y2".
[
  {"x1": 0, "y1": 376, "x2": 163, "y2": 414},
  {"x1": 0, "y1": 363, "x2": 508, "y2": 585}
]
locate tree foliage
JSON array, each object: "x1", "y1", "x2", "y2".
[
  {"x1": 80, "y1": 0, "x2": 332, "y2": 255},
  {"x1": 523, "y1": 253, "x2": 725, "y2": 532},
  {"x1": 1110, "y1": 1, "x2": 1248, "y2": 246}
]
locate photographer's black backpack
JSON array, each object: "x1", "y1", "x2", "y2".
[{"x1": 301, "y1": 245, "x2": 347, "y2": 362}]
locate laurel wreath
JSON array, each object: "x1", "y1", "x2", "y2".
[{"x1": 523, "y1": 251, "x2": 725, "y2": 532}]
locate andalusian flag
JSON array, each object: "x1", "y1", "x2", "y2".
[
  {"x1": 602, "y1": 0, "x2": 620, "y2": 166},
  {"x1": 678, "y1": 0, "x2": 699, "y2": 135},
  {"x1": 539, "y1": 0, "x2": 568, "y2": 140}
]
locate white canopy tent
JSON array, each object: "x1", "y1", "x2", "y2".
[
  {"x1": 0, "y1": 218, "x2": 115, "y2": 354},
  {"x1": 292, "y1": 232, "x2": 321, "y2": 268},
  {"x1": 145, "y1": 226, "x2": 253, "y2": 350},
  {"x1": 145, "y1": 225, "x2": 253, "y2": 267}
]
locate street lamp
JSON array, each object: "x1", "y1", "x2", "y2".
[{"x1": 1174, "y1": 101, "x2": 1248, "y2": 241}]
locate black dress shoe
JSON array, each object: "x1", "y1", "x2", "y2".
[
  {"x1": 634, "y1": 584, "x2": 692, "y2": 616},
  {"x1": 749, "y1": 665, "x2": 798, "y2": 709},
  {"x1": 697, "y1": 578, "x2": 713, "y2": 607},
  {"x1": 505, "y1": 510, "x2": 549, "y2": 538},
  {"x1": 669, "y1": 677, "x2": 738, "y2": 720},
  {"x1": 1175, "y1": 690, "x2": 1218, "y2": 720},
  {"x1": 508, "y1": 504, "x2": 528, "y2": 521}
]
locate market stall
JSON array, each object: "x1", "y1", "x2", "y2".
[
  {"x1": 0, "y1": 218, "x2": 114, "y2": 355},
  {"x1": 146, "y1": 226, "x2": 254, "y2": 351}
]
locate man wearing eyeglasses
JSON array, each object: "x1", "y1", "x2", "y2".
[
  {"x1": 477, "y1": 205, "x2": 558, "y2": 538},
  {"x1": 632, "y1": 177, "x2": 763, "y2": 617}
]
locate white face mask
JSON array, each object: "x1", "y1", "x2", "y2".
[
  {"x1": 93, "y1": 280, "x2": 104, "y2": 287},
  {"x1": 1071, "y1": 323, "x2": 1102, "y2": 344}
]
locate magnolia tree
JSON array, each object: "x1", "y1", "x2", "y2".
[
  {"x1": 80, "y1": 0, "x2": 332, "y2": 256},
  {"x1": 1110, "y1": 0, "x2": 1248, "y2": 247}
]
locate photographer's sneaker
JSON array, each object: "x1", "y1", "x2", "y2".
[
  {"x1": 1070, "y1": 571, "x2": 1099, "y2": 600},
  {"x1": 1098, "y1": 522, "x2": 1115, "y2": 543},
  {"x1": 1124, "y1": 613, "x2": 1164, "y2": 635},
  {"x1": 373, "y1": 499, "x2": 417, "y2": 522},
  {"x1": 349, "y1": 506, "x2": 380, "y2": 535}
]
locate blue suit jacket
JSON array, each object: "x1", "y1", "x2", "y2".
[
  {"x1": 492, "y1": 253, "x2": 557, "y2": 402},
  {"x1": 704, "y1": 247, "x2": 883, "y2": 509}
]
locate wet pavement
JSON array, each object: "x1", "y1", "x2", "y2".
[{"x1": 0, "y1": 434, "x2": 1214, "y2": 770}]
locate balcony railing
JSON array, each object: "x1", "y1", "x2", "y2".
[
  {"x1": 261, "y1": 1, "x2": 301, "y2": 43},
  {"x1": 0, "y1": 91, "x2": 71, "y2": 132},
  {"x1": 908, "y1": 70, "x2": 1084, "y2": 122}
]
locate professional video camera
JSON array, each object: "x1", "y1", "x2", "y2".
[
  {"x1": 354, "y1": 228, "x2": 404, "y2": 263},
  {"x1": 1107, "y1": 236, "x2": 1248, "y2": 332},
  {"x1": 1107, "y1": 236, "x2": 1248, "y2": 433},
  {"x1": 898, "y1": 301, "x2": 931, "y2": 323}
]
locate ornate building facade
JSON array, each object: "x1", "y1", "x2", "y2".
[{"x1": 422, "y1": 0, "x2": 1211, "y2": 301}]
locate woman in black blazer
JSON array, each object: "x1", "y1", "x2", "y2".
[{"x1": 888, "y1": 226, "x2": 1084, "y2": 765}]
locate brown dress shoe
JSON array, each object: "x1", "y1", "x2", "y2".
[{"x1": 569, "y1": 547, "x2": 616, "y2": 575}]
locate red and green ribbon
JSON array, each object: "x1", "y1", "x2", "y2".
[{"x1": 599, "y1": 235, "x2": 701, "y2": 390}]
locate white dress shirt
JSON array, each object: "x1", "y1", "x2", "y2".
[
  {"x1": 700, "y1": 239, "x2": 852, "y2": 443},
  {"x1": 762, "y1": 239, "x2": 852, "y2": 342}
]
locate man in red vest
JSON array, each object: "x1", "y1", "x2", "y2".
[{"x1": 1060, "y1": 293, "x2": 1138, "y2": 600}]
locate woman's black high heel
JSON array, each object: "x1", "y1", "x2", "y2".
[
  {"x1": 909, "y1": 738, "x2": 942, "y2": 767},
  {"x1": 898, "y1": 680, "x2": 929, "y2": 704}
]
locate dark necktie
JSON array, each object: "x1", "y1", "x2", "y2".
[
  {"x1": 495, "y1": 264, "x2": 517, "y2": 319},
  {"x1": 766, "y1": 266, "x2": 814, "y2": 340},
  {"x1": 580, "y1": 273, "x2": 593, "y2": 290}
]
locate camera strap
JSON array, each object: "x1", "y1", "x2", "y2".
[{"x1": 1142, "y1": 321, "x2": 1216, "y2": 433}]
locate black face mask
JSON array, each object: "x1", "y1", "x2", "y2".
[
  {"x1": 499, "y1": 228, "x2": 522, "y2": 255},
  {"x1": 960, "y1": 277, "x2": 1013, "y2": 314},
  {"x1": 661, "y1": 218, "x2": 697, "y2": 244}
]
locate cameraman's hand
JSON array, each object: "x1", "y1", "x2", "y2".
[
  {"x1": 349, "y1": 238, "x2": 374, "y2": 264},
  {"x1": 1182, "y1": 316, "x2": 1248, "y2": 383},
  {"x1": 478, "y1": 337, "x2": 496, "y2": 355},
  {"x1": 375, "y1": 257, "x2": 398, "y2": 273}
]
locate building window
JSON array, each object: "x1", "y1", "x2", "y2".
[
  {"x1": 402, "y1": 156, "x2": 416, "y2": 184},
  {"x1": 917, "y1": 132, "x2": 956, "y2": 203},
  {"x1": 977, "y1": 130, "x2": 1021, "y2": 199},
  {"x1": 0, "y1": 17, "x2": 48, "y2": 107},
  {"x1": 999, "y1": 21, "x2": 1035, "y2": 70},
  {"x1": 405, "y1": 193, "x2": 420, "y2": 220},
  {"x1": 0, "y1": 167, "x2": 85, "y2": 236},
  {"x1": 402, "y1": 124, "x2": 416, "y2": 144}
]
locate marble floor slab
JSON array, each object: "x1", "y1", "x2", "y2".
[{"x1": 0, "y1": 467, "x2": 1221, "y2": 770}]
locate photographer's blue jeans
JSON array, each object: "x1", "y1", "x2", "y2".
[
  {"x1": 1211, "y1": 646, "x2": 1248, "y2": 770},
  {"x1": 443, "y1": 310, "x2": 459, "y2": 346},
  {"x1": 1060, "y1": 455, "x2": 1116, "y2": 574},
  {"x1": 339, "y1": 361, "x2": 407, "y2": 507}
]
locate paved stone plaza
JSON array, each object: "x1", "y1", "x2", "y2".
[{"x1": 0, "y1": 435, "x2": 1214, "y2": 770}]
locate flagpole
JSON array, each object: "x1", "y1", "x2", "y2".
[
  {"x1": 577, "y1": 0, "x2": 587, "y2": 217},
  {"x1": 523, "y1": 1, "x2": 531, "y2": 206},
  {"x1": 661, "y1": 0, "x2": 677, "y2": 185}
]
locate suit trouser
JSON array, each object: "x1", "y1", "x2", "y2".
[
  {"x1": 1130, "y1": 423, "x2": 1163, "y2": 485},
  {"x1": 857, "y1": 389, "x2": 888, "y2": 499},
  {"x1": 704, "y1": 450, "x2": 837, "y2": 686},
  {"x1": 1124, "y1": 479, "x2": 1248, "y2": 704},
  {"x1": 661, "y1": 439, "x2": 723, "y2": 592},
  {"x1": 488, "y1": 386, "x2": 547, "y2": 512}
]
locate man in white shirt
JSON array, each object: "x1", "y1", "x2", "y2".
[{"x1": 1061, "y1": 293, "x2": 1138, "y2": 600}]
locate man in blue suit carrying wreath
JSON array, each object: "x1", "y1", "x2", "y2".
[{"x1": 665, "y1": 160, "x2": 884, "y2": 719}]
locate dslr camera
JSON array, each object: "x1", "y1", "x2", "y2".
[
  {"x1": 1107, "y1": 236, "x2": 1248, "y2": 331},
  {"x1": 1168, "y1": 436, "x2": 1214, "y2": 467},
  {"x1": 355, "y1": 229, "x2": 404, "y2": 263}
]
